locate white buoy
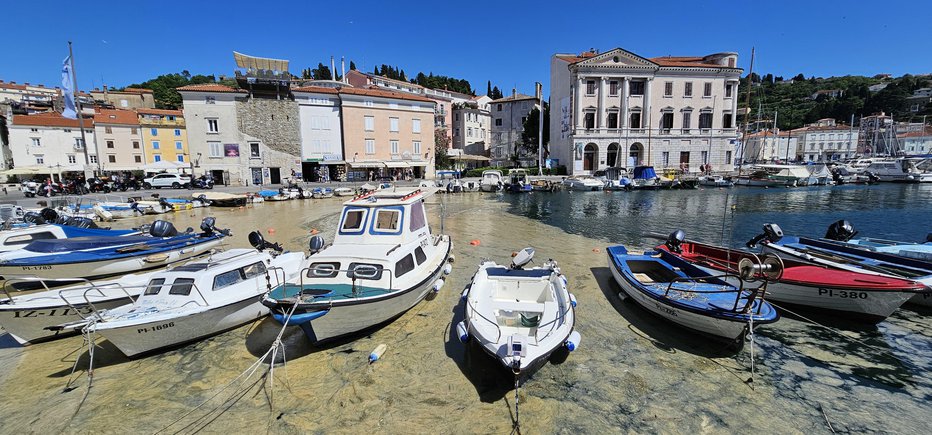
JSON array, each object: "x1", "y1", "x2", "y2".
[
  {"x1": 456, "y1": 321, "x2": 469, "y2": 343},
  {"x1": 565, "y1": 331, "x2": 581, "y2": 351},
  {"x1": 443, "y1": 263, "x2": 453, "y2": 276},
  {"x1": 432, "y1": 278, "x2": 445, "y2": 293},
  {"x1": 368, "y1": 343, "x2": 387, "y2": 364}
]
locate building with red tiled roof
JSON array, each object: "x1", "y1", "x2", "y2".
[
  {"x1": 90, "y1": 86, "x2": 155, "y2": 110},
  {"x1": 175, "y1": 83, "x2": 245, "y2": 93},
  {"x1": 550, "y1": 47, "x2": 742, "y2": 174},
  {"x1": 93, "y1": 109, "x2": 144, "y2": 170},
  {"x1": 8, "y1": 112, "x2": 98, "y2": 171}
]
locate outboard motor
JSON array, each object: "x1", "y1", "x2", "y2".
[
  {"x1": 665, "y1": 230, "x2": 686, "y2": 254},
  {"x1": 149, "y1": 220, "x2": 179, "y2": 238},
  {"x1": 824, "y1": 220, "x2": 858, "y2": 242},
  {"x1": 39, "y1": 208, "x2": 59, "y2": 223},
  {"x1": 510, "y1": 247, "x2": 535, "y2": 270},
  {"x1": 309, "y1": 235, "x2": 326, "y2": 255},
  {"x1": 926, "y1": 233, "x2": 932, "y2": 244},
  {"x1": 199, "y1": 217, "x2": 230, "y2": 236},
  {"x1": 158, "y1": 198, "x2": 172, "y2": 210},
  {"x1": 248, "y1": 230, "x2": 283, "y2": 252},
  {"x1": 746, "y1": 223, "x2": 784, "y2": 249},
  {"x1": 65, "y1": 216, "x2": 98, "y2": 229},
  {"x1": 22, "y1": 211, "x2": 46, "y2": 225}
]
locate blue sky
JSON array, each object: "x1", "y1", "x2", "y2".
[{"x1": 3, "y1": 0, "x2": 930, "y2": 97}]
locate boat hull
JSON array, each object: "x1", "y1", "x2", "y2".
[
  {"x1": 0, "y1": 297, "x2": 132, "y2": 344},
  {"x1": 93, "y1": 296, "x2": 268, "y2": 358},
  {"x1": 764, "y1": 281, "x2": 912, "y2": 323}
]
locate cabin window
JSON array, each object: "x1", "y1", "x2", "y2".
[
  {"x1": 242, "y1": 262, "x2": 267, "y2": 279},
  {"x1": 414, "y1": 246, "x2": 427, "y2": 265},
  {"x1": 409, "y1": 200, "x2": 427, "y2": 232},
  {"x1": 348, "y1": 262, "x2": 384, "y2": 280},
  {"x1": 373, "y1": 209, "x2": 401, "y2": 231},
  {"x1": 341, "y1": 209, "x2": 367, "y2": 233},
  {"x1": 5, "y1": 232, "x2": 56, "y2": 245},
  {"x1": 213, "y1": 269, "x2": 244, "y2": 290},
  {"x1": 307, "y1": 262, "x2": 341, "y2": 278},
  {"x1": 144, "y1": 278, "x2": 166, "y2": 296},
  {"x1": 169, "y1": 278, "x2": 196, "y2": 296},
  {"x1": 395, "y1": 254, "x2": 415, "y2": 278}
]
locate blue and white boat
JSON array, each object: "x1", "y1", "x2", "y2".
[
  {"x1": 311, "y1": 187, "x2": 334, "y2": 199},
  {"x1": 822, "y1": 220, "x2": 932, "y2": 261},
  {"x1": 0, "y1": 218, "x2": 229, "y2": 285},
  {"x1": 0, "y1": 211, "x2": 139, "y2": 253},
  {"x1": 505, "y1": 169, "x2": 533, "y2": 193},
  {"x1": 261, "y1": 188, "x2": 453, "y2": 343},
  {"x1": 630, "y1": 166, "x2": 662, "y2": 190},
  {"x1": 607, "y1": 245, "x2": 780, "y2": 342},
  {"x1": 258, "y1": 189, "x2": 290, "y2": 201},
  {"x1": 457, "y1": 248, "x2": 579, "y2": 375}
]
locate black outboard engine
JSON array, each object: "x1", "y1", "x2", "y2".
[
  {"x1": 309, "y1": 235, "x2": 326, "y2": 255},
  {"x1": 39, "y1": 208, "x2": 59, "y2": 223},
  {"x1": 199, "y1": 217, "x2": 230, "y2": 236},
  {"x1": 746, "y1": 223, "x2": 784, "y2": 248},
  {"x1": 926, "y1": 233, "x2": 932, "y2": 244},
  {"x1": 665, "y1": 230, "x2": 686, "y2": 253},
  {"x1": 22, "y1": 212, "x2": 46, "y2": 225},
  {"x1": 158, "y1": 198, "x2": 172, "y2": 210},
  {"x1": 65, "y1": 216, "x2": 98, "y2": 229},
  {"x1": 824, "y1": 220, "x2": 858, "y2": 242},
  {"x1": 149, "y1": 220, "x2": 179, "y2": 237},
  {"x1": 248, "y1": 230, "x2": 283, "y2": 253}
]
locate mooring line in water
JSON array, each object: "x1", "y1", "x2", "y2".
[
  {"x1": 767, "y1": 301, "x2": 902, "y2": 359},
  {"x1": 153, "y1": 303, "x2": 299, "y2": 435},
  {"x1": 818, "y1": 402, "x2": 837, "y2": 434}
]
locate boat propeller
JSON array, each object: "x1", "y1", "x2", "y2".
[
  {"x1": 824, "y1": 220, "x2": 858, "y2": 242},
  {"x1": 745, "y1": 223, "x2": 784, "y2": 248},
  {"x1": 665, "y1": 230, "x2": 686, "y2": 253},
  {"x1": 248, "y1": 230, "x2": 283, "y2": 252},
  {"x1": 511, "y1": 247, "x2": 535, "y2": 270},
  {"x1": 737, "y1": 253, "x2": 784, "y2": 281}
]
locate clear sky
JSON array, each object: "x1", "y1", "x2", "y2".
[{"x1": 3, "y1": 0, "x2": 930, "y2": 97}]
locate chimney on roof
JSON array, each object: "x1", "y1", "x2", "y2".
[
  {"x1": 512, "y1": 88, "x2": 516, "y2": 99},
  {"x1": 341, "y1": 56, "x2": 346, "y2": 84}
]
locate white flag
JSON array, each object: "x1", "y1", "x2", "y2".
[{"x1": 61, "y1": 56, "x2": 77, "y2": 119}]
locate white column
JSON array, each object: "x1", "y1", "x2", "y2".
[
  {"x1": 597, "y1": 77, "x2": 606, "y2": 130},
  {"x1": 730, "y1": 81, "x2": 739, "y2": 127},
  {"x1": 621, "y1": 77, "x2": 629, "y2": 129},
  {"x1": 643, "y1": 78, "x2": 652, "y2": 131},
  {"x1": 574, "y1": 75, "x2": 584, "y2": 130}
]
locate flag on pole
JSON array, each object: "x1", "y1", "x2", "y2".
[{"x1": 61, "y1": 56, "x2": 77, "y2": 119}]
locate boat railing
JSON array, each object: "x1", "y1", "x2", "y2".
[
  {"x1": 464, "y1": 290, "x2": 503, "y2": 343},
  {"x1": 295, "y1": 265, "x2": 395, "y2": 301},
  {"x1": 662, "y1": 273, "x2": 767, "y2": 315},
  {"x1": 75, "y1": 283, "x2": 140, "y2": 321}
]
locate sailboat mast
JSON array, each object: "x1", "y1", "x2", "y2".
[{"x1": 738, "y1": 47, "x2": 755, "y2": 172}]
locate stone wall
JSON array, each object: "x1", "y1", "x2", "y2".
[{"x1": 235, "y1": 97, "x2": 301, "y2": 158}]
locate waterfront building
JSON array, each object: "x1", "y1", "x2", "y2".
[
  {"x1": 7, "y1": 112, "x2": 97, "y2": 173},
  {"x1": 549, "y1": 48, "x2": 741, "y2": 174},
  {"x1": 93, "y1": 109, "x2": 143, "y2": 171},
  {"x1": 90, "y1": 87, "x2": 156, "y2": 110},
  {"x1": 907, "y1": 88, "x2": 932, "y2": 113},
  {"x1": 137, "y1": 108, "x2": 189, "y2": 165},
  {"x1": 178, "y1": 83, "x2": 298, "y2": 186},
  {"x1": 900, "y1": 126, "x2": 932, "y2": 155},
  {"x1": 742, "y1": 130, "x2": 798, "y2": 162},
  {"x1": 489, "y1": 91, "x2": 538, "y2": 167},
  {"x1": 338, "y1": 86, "x2": 435, "y2": 180},
  {"x1": 790, "y1": 118, "x2": 858, "y2": 162},
  {"x1": 291, "y1": 86, "x2": 343, "y2": 181},
  {"x1": 0, "y1": 81, "x2": 59, "y2": 114},
  {"x1": 452, "y1": 95, "x2": 492, "y2": 155}
]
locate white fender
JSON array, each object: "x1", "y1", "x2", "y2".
[
  {"x1": 565, "y1": 331, "x2": 581, "y2": 351},
  {"x1": 443, "y1": 263, "x2": 453, "y2": 276},
  {"x1": 456, "y1": 321, "x2": 469, "y2": 343},
  {"x1": 432, "y1": 278, "x2": 445, "y2": 293}
]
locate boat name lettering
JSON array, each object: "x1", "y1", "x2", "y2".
[
  {"x1": 137, "y1": 322, "x2": 175, "y2": 334},
  {"x1": 20, "y1": 265, "x2": 53, "y2": 271},
  {"x1": 817, "y1": 288, "x2": 868, "y2": 299},
  {"x1": 12, "y1": 307, "x2": 92, "y2": 318},
  {"x1": 654, "y1": 302, "x2": 678, "y2": 317},
  {"x1": 419, "y1": 238, "x2": 429, "y2": 249}
]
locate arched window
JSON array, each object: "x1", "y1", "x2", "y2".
[
  {"x1": 629, "y1": 143, "x2": 643, "y2": 167},
  {"x1": 584, "y1": 143, "x2": 598, "y2": 171},
  {"x1": 606, "y1": 143, "x2": 619, "y2": 167}
]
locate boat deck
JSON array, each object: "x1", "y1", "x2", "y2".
[{"x1": 269, "y1": 283, "x2": 393, "y2": 302}]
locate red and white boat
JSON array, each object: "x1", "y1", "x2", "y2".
[{"x1": 656, "y1": 231, "x2": 927, "y2": 323}]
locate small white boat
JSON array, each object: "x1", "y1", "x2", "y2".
[
  {"x1": 562, "y1": 176, "x2": 604, "y2": 191},
  {"x1": 480, "y1": 170, "x2": 504, "y2": 192},
  {"x1": 0, "y1": 218, "x2": 139, "y2": 253},
  {"x1": 864, "y1": 158, "x2": 923, "y2": 183},
  {"x1": 0, "y1": 273, "x2": 153, "y2": 345},
  {"x1": 60, "y1": 243, "x2": 305, "y2": 357},
  {"x1": 458, "y1": 248, "x2": 579, "y2": 374},
  {"x1": 334, "y1": 187, "x2": 354, "y2": 197},
  {"x1": 698, "y1": 175, "x2": 734, "y2": 187},
  {"x1": 311, "y1": 187, "x2": 334, "y2": 199}
]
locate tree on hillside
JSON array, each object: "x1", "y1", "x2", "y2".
[
  {"x1": 349, "y1": 61, "x2": 357, "y2": 71},
  {"x1": 490, "y1": 86, "x2": 504, "y2": 100},
  {"x1": 434, "y1": 128, "x2": 452, "y2": 169},
  {"x1": 126, "y1": 72, "x2": 217, "y2": 109},
  {"x1": 520, "y1": 103, "x2": 550, "y2": 158},
  {"x1": 312, "y1": 63, "x2": 332, "y2": 80}
]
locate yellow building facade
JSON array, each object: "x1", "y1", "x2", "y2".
[{"x1": 137, "y1": 108, "x2": 189, "y2": 164}]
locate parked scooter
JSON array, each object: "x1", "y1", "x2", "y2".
[
  {"x1": 87, "y1": 177, "x2": 111, "y2": 193},
  {"x1": 191, "y1": 175, "x2": 214, "y2": 189}
]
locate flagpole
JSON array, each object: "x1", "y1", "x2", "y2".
[
  {"x1": 536, "y1": 82, "x2": 543, "y2": 176},
  {"x1": 69, "y1": 41, "x2": 95, "y2": 175}
]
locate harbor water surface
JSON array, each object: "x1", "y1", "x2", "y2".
[{"x1": 0, "y1": 184, "x2": 930, "y2": 433}]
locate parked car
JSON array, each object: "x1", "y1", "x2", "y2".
[{"x1": 142, "y1": 173, "x2": 191, "y2": 189}]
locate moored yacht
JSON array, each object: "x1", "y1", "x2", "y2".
[
  {"x1": 562, "y1": 176, "x2": 604, "y2": 191},
  {"x1": 480, "y1": 170, "x2": 504, "y2": 192}
]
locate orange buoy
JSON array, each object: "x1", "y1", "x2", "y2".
[
  {"x1": 268, "y1": 228, "x2": 276, "y2": 234},
  {"x1": 592, "y1": 248, "x2": 600, "y2": 253},
  {"x1": 469, "y1": 240, "x2": 481, "y2": 246},
  {"x1": 311, "y1": 228, "x2": 320, "y2": 235}
]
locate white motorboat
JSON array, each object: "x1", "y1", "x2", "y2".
[
  {"x1": 562, "y1": 176, "x2": 604, "y2": 191},
  {"x1": 59, "y1": 244, "x2": 305, "y2": 357},
  {"x1": 0, "y1": 218, "x2": 228, "y2": 286},
  {"x1": 0, "y1": 273, "x2": 152, "y2": 344},
  {"x1": 262, "y1": 188, "x2": 453, "y2": 344},
  {"x1": 333, "y1": 187, "x2": 355, "y2": 197},
  {"x1": 457, "y1": 248, "x2": 579, "y2": 375},
  {"x1": 311, "y1": 187, "x2": 334, "y2": 199},
  {"x1": 698, "y1": 175, "x2": 734, "y2": 187},
  {"x1": 863, "y1": 158, "x2": 922, "y2": 183},
  {"x1": 599, "y1": 167, "x2": 632, "y2": 191},
  {"x1": 480, "y1": 170, "x2": 504, "y2": 192}
]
